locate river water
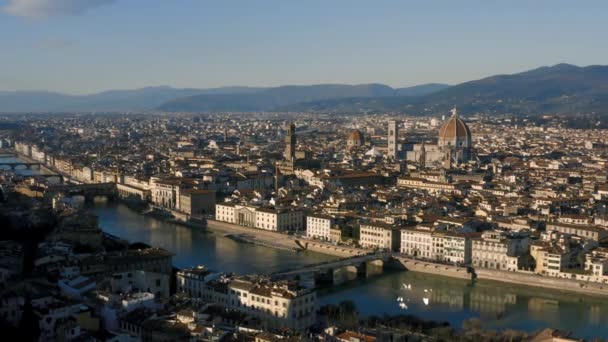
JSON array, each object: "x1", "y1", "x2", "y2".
[
  {"x1": 89, "y1": 200, "x2": 608, "y2": 338},
  {"x1": 4, "y1": 156, "x2": 608, "y2": 338}
]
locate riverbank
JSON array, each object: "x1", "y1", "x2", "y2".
[
  {"x1": 392, "y1": 255, "x2": 608, "y2": 298},
  {"x1": 206, "y1": 219, "x2": 366, "y2": 258},
  {"x1": 475, "y1": 268, "x2": 608, "y2": 298},
  {"x1": 224, "y1": 233, "x2": 300, "y2": 252},
  {"x1": 2, "y1": 152, "x2": 56, "y2": 175}
]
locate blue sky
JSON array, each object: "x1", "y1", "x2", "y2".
[{"x1": 1, "y1": 0, "x2": 607, "y2": 94}]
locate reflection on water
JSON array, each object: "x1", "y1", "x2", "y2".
[
  {"x1": 89, "y1": 200, "x2": 608, "y2": 338},
  {"x1": 89, "y1": 200, "x2": 334, "y2": 274},
  {"x1": 318, "y1": 271, "x2": 608, "y2": 338},
  {"x1": 0, "y1": 156, "x2": 61, "y2": 183}
]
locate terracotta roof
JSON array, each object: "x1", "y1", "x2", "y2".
[{"x1": 438, "y1": 115, "x2": 471, "y2": 140}]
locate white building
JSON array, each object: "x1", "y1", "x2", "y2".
[
  {"x1": 204, "y1": 276, "x2": 316, "y2": 331},
  {"x1": 400, "y1": 225, "x2": 485, "y2": 266},
  {"x1": 215, "y1": 203, "x2": 303, "y2": 232},
  {"x1": 400, "y1": 226, "x2": 433, "y2": 259},
  {"x1": 472, "y1": 230, "x2": 530, "y2": 271},
  {"x1": 176, "y1": 265, "x2": 222, "y2": 298},
  {"x1": 306, "y1": 214, "x2": 335, "y2": 241},
  {"x1": 255, "y1": 207, "x2": 303, "y2": 232},
  {"x1": 151, "y1": 179, "x2": 179, "y2": 209}
]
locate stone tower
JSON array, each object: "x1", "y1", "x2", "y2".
[
  {"x1": 284, "y1": 123, "x2": 296, "y2": 161},
  {"x1": 388, "y1": 120, "x2": 399, "y2": 160}
]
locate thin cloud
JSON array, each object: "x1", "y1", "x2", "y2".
[{"x1": 3, "y1": 0, "x2": 117, "y2": 18}]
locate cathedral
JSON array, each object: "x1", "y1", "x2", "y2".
[{"x1": 404, "y1": 107, "x2": 473, "y2": 168}]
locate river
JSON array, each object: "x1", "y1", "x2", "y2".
[
  {"x1": 89, "y1": 200, "x2": 608, "y2": 339},
  {"x1": 4, "y1": 156, "x2": 608, "y2": 338}
]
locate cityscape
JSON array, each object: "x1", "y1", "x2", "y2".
[{"x1": 3, "y1": 1, "x2": 608, "y2": 341}]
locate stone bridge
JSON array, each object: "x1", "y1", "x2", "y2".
[
  {"x1": 0, "y1": 161, "x2": 43, "y2": 170},
  {"x1": 271, "y1": 252, "x2": 392, "y2": 286},
  {"x1": 46, "y1": 182, "x2": 117, "y2": 200}
]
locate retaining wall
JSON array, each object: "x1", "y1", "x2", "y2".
[
  {"x1": 301, "y1": 241, "x2": 367, "y2": 258},
  {"x1": 475, "y1": 268, "x2": 608, "y2": 297},
  {"x1": 389, "y1": 256, "x2": 472, "y2": 280}
]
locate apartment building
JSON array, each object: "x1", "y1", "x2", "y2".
[
  {"x1": 359, "y1": 222, "x2": 400, "y2": 251},
  {"x1": 400, "y1": 225, "x2": 473, "y2": 265},
  {"x1": 472, "y1": 230, "x2": 530, "y2": 271},
  {"x1": 306, "y1": 214, "x2": 335, "y2": 241},
  {"x1": 203, "y1": 276, "x2": 317, "y2": 331}
]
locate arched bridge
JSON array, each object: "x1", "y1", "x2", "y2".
[
  {"x1": 271, "y1": 252, "x2": 392, "y2": 285},
  {"x1": 0, "y1": 161, "x2": 43, "y2": 170},
  {"x1": 46, "y1": 182, "x2": 117, "y2": 199}
]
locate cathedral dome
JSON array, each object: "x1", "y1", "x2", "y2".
[
  {"x1": 438, "y1": 108, "x2": 472, "y2": 148},
  {"x1": 347, "y1": 129, "x2": 365, "y2": 147}
]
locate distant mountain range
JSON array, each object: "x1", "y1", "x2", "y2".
[
  {"x1": 157, "y1": 83, "x2": 449, "y2": 112},
  {"x1": 3, "y1": 63, "x2": 608, "y2": 115},
  {"x1": 279, "y1": 64, "x2": 608, "y2": 115},
  {"x1": 0, "y1": 83, "x2": 448, "y2": 113},
  {"x1": 0, "y1": 86, "x2": 267, "y2": 113}
]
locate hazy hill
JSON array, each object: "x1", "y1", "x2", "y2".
[
  {"x1": 157, "y1": 83, "x2": 449, "y2": 112},
  {"x1": 280, "y1": 64, "x2": 608, "y2": 115},
  {"x1": 158, "y1": 84, "x2": 396, "y2": 112},
  {"x1": 11, "y1": 63, "x2": 608, "y2": 115},
  {"x1": 0, "y1": 83, "x2": 448, "y2": 113},
  {"x1": 0, "y1": 86, "x2": 267, "y2": 113},
  {"x1": 395, "y1": 83, "x2": 450, "y2": 97}
]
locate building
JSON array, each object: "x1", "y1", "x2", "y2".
[
  {"x1": 546, "y1": 221, "x2": 608, "y2": 242},
  {"x1": 359, "y1": 222, "x2": 400, "y2": 251},
  {"x1": 330, "y1": 227, "x2": 342, "y2": 243},
  {"x1": 346, "y1": 130, "x2": 365, "y2": 148},
  {"x1": 400, "y1": 226, "x2": 473, "y2": 265},
  {"x1": 306, "y1": 214, "x2": 335, "y2": 241},
  {"x1": 216, "y1": 203, "x2": 304, "y2": 232},
  {"x1": 284, "y1": 123, "x2": 296, "y2": 161},
  {"x1": 203, "y1": 276, "x2": 317, "y2": 331},
  {"x1": 405, "y1": 107, "x2": 473, "y2": 168},
  {"x1": 151, "y1": 179, "x2": 179, "y2": 209},
  {"x1": 116, "y1": 183, "x2": 150, "y2": 202},
  {"x1": 110, "y1": 270, "x2": 170, "y2": 298},
  {"x1": 387, "y1": 120, "x2": 399, "y2": 160},
  {"x1": 472, "y1": 231, "x2": 530, "y2": 271},
  {"x1": 106, "y1": 247, "x2": 174, "y2": 275},
  {"x1": 400, "y1": 226, "x2": 433, "y2": 259},
  {"x1": 179, "y1": 189, "x2": 216, "y2": 216},
  {"x1": 255, "y1": 207, "x2": 304, "y2": 232},
  {"x1": 397, "y1": 177, "x2": 467, "y2": 195},
  {"x1": 176, "y1": 265, "x2": 222, "y2": 298},
  {"x1": 585, "y1": 248, "x2": 608, "y2": 280}
]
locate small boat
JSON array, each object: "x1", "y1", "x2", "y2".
[
  {"x1": 422, "y1": 297, "x2": 430, "y2": 306},
  {"x1": 399, "y1": 302, "x2": 408, "y2": 309}
]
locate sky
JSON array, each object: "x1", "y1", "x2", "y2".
[{"x1": 1, "y1": 0, "x2": 607, "y2": 94}]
